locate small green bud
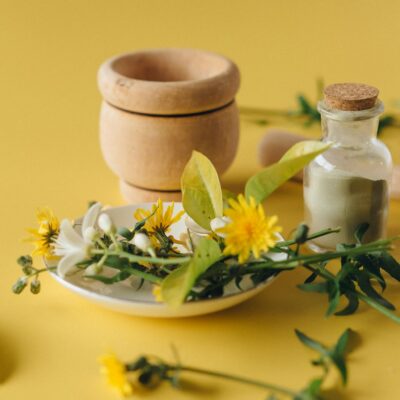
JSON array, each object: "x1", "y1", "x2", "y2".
[
  {"x1": 17, "y1": 255, "x2": 33, "y2": 268},
  {"x1": 22, "y1": 265, "x2": 34, "y2": 275},
  {"x1": 30, "y1": 279, "x2": 41, "y2": 294},
  {"x1": 295, "y1": 224, "x2": 310, "y2": 244},
  {"x1": 12, "y1": 277, "x2": 28, "y2": 294}
]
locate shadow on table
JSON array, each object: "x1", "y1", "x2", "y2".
[
  {"x1": 323, "y1": 387, "x2": 362, "y2": 400},
  {"x1": 0, "y1": 329, "x2": 18, "y2": 384},
  {"x1": 179, "y1": 378, "x2": 220, "y2": 396}
]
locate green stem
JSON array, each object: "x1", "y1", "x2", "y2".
[
  {"x1": 40, "y1": 266, "x2": 57, "y2": 273},
  {"x1": 124, "y1": 268, "x2": 162, "y2": 284},
  {"x1": 246, "y1": 242, "x2": 393, "y2": 273},
  {"x1": 109, "y1": 231, "x2": 122, "y2": 251},
  {"x1": 91, "y1": 249, "x2": 190, "y2": 266},
  {"x1": 170, "y1": 365, "x2": 297, "y2": 397},
  {"x1": 356, "y1": 292, "x2": 400, "y2": 324},
  {"x1": 29, "y1": 266, "x2": 57, "y2": 278}
]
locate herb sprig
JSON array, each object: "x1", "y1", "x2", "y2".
[
  {"x1": 240, "y1": 80, "x2": 400, "y2": 134},
  {"x1": 186, "y1": 223, "x2": 400, "y2": 323}
]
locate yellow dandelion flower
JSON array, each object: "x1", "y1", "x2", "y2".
[
  {"x1": 26, "y1": 208, "x2": 60, "y2": 259},
  {"x1": 98, "y1": 353, "x2": 133, "y2": 397},
  {"x1": 218, "y1": 195, "x2": 282, "y2": 263},
  {"x1": 134, "y1": 199, "x2": 184, "y2": 243},
  {"x1": 152, "y1": 285, "x2": 163, "y2": 302}
]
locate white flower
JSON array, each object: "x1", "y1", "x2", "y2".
[
  {"x1": 210, "y1": 216, "x2": 230, "y2": 238},
  {"x1": 54, "y1": 202, "x2": 102, "y2": 278},
  {"x1": 132, "y1": 233, "x2": 155, "y2": 257},
  {"x1": 98, "y1": 213, "x2": 114, "y2": 234}
]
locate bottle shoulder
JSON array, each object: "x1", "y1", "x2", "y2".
[{"x1": 308, "y1": 139, "x2": 392, "y2": 181}]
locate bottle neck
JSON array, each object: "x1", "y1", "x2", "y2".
[
  {"x1": 322, "y1": 116, "x2": 379, "y2": 147},
  {"x1": 318, "y1": 100, "x2": 383, "y2": 148}
]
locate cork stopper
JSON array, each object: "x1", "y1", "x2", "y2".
[{"x1": 324, "y1": 83, "x2": 379, "y2": 111}]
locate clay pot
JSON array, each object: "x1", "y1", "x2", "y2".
[{"x1": 98, "y1": 48, "x2": 240, "y2": 198}]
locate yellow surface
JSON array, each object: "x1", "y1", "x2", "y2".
[{"x1": 1, "y1": 1, "x2": 400, "y2": 399}]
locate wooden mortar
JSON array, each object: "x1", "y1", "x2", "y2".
[{"x1": 98, "y1": 48, "x2": 240, "y2": 201}]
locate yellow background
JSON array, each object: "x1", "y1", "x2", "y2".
[{"x1": 1, "y1": 1, "x2": 400, "y2": 399}]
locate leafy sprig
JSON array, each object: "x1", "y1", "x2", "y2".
[
  {"x1": 103, "y1": 329, "x2": 353, "y2": 399},
  {"x1": 178, "y1": 224, "x2": 400, "y2": 323},
  {"x1": 294, "y1": 224, "x2": 400, "y2": 323},
  {"x1": 240, "y1": 80, "x2": 400, "y2": 135}
]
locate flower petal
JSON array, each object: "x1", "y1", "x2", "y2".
[
  {"x1": 54, "y1": 219, "x2": 85, "y2": 256},
  {"x1": 57, "y1": 250, "x2": 86, "y2": 278},
  {"x1": 82, "y1": 202, "x2": 102, "y2": 234}
]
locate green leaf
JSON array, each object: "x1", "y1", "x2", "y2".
[
  {"x1": 295, "y1": 330, "x2": 328, "y2": 356},
  {"x1": 296, "y1": 377, "x2": 324, "y2": 400},
  {"x1": 104, "y1": 255, "x2": 130, "y2": 270},
  {"x1": 380, "y1": 253, "x2": 400, "y2": 281},
  {"x1": 161, "y1": 238, "x2": 222, "y2": 307},
  {"x1": 245, "y1": 141, "x2": 331, "y2": 203},
  {"x1": 297, "y1": 95, "x2": 315, "y2": 115},
  {"x1": 378, "y1": 115, "x2": 395, "y2": 134},
  {"x1": 356, "y1": 254, "x2": 386, "y2": 291},
  {"x1": 325, "y1": 281, "x2": 340, "y2": 317},
  {"x1": 329, "y1": 329, "x2": 351, "y2": 385},
  {"x1": 134, "y1": 206, "x2": 158, "y2": 232},
  {"x1": 334, "y1": 328, "x2": 351, "y2": 357},
  {"x1": 297, "y1": 282, "x2": 328, "y2": 293},
  {"x1": 117, "y1": 227, "x2": 134, "y2": 240},
  {"x1": 181, "y1": 151, "x2": 223, "y2": 229},
  {"x1": 330, "y1": 352, "x2": 348, "y2": 385},
  {"x1": 88, "y1": 270, "x2": 132, "y2": 284},
  {"x1": 356, "y1": 271, "x2": 395, "y2": 310},
  {"x1": 335, "y1": 292, "x2": 359, "y2": 316}
]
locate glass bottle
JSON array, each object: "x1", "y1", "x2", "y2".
[{"x1": 304, "y1": 83, "x2": 392, "y2": 252}]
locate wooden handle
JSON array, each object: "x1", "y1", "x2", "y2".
[{"x1": 258, "y1": 130, "x2": 307, "y2": 182}]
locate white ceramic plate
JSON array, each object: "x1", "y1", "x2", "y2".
[{"x1": 50, "y1": 203, "x2": 285, "y2": 318}]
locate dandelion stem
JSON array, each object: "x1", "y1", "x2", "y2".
[{"x1": 169, "y1": 364, "x2": 297, "y2": 396}]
